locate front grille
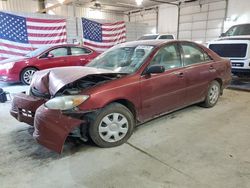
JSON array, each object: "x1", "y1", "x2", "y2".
[
  {"x1": 231, "y1": 62, "x2": 244, "y2": 67},
  {"x1": 209, "y1": 43, "x2": 247, "y2": 58}
]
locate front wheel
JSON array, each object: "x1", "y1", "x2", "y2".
[
  {"x1": 20, "y1": 67, "x2": 37, "y2": 85},
  {"x1": 88, "y1": 103, "x2": 135, "y2": 148},
  {"x1": 201, "y1": 80, "x2": 221, "y2": 108}
]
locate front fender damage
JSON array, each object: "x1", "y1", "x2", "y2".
[{"x1": 33, "y1": 105, "x2": 87, "y2": 153}]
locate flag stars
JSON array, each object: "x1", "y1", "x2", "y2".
[
  {"x1": 82, "y1": 18, "x2": 102, "y2": 42},
  {"x1": 0, "y1": 12, "x2": 28, "y2": 44}
]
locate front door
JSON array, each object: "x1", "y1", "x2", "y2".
[
  {"x1": 38, "y1": 47, "x2": 70, "y2": 69},
  {"x1": 140, "y1": 43, "x2": 187, "y2": 120}
]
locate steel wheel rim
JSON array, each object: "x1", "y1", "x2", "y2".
[
  {"x1": 98, "y1": 113, "x2": 129, "y2": 143},
  {"x1": 209, "y1": 84, "x2": 219, "y2": 104},
  {"x1": 23, "y1": 70, "x2": 36, "y2": 84}
]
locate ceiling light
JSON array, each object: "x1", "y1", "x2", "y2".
[{"x1": 135, "y1": 0, "x2": 143, "y2": 6}]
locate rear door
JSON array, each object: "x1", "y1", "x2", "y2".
[
  {"x1": 69, "y1": 47, "x2": 95, "y2": 66},
  {"x1": 180, "y1": 42, "x2": 216, "y2": 104},
  {"x1": 38, "y1": 47, "x2": 70, "y2": 69},
  {"x1": 140, "y1": 43, "x2": 187, "y2": 120}
]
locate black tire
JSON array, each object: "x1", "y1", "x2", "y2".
[
  {"x1": 88, "y1": 103, "x2": 135, "y2": 148},
  {"x1": 201, "y1": 80, "x2": 221, "y2": 108},
  {"x1": 20, "y1": 67, "x2": 38, "y2": 85}
]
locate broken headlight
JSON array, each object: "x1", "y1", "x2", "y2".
[{"x1": 45, "y1": 95, "x2": 89, "y2": 110}]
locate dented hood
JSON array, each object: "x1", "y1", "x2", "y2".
[{"x1": 30, "y1": 66, "x2": 115, "y2": 96}]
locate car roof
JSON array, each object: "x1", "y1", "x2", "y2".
[
  {"x1": 230, "y1": 23, "x2": 250, "y2": 27},
  {"x1": 122, "y1": 39, "x2": 179, "y2": 47},
  {"x1": 45, "y1": 44, "x2": 95, "y2": 51},
  {"x1": 48, "y1": 44, "x2": 77, "y2": 48}
]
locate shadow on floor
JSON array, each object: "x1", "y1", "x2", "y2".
[
  {"x1": 228, "y1": 76, "x2": 250, "y2": 91},
  {"x1": 8, "y1": 126, "x2": 95, "y2": 163}
]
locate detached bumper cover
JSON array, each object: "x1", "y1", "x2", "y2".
[
  {"x1": 10, "y1": 93, "x2": 86, "y2": 153},
  {"x1": 34, "y1": 105, "x2": 86, "y2": 153}
]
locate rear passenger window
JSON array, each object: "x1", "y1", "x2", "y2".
[
  {"x1": 182, "y1": 44, "x2": 210, "y2": 66},
  {"x1": 158, "y1": 35, "x2": 174, "y2": 39},
  {"x1": 150, "y1": 44, "x2": 182, "y2": 70},
  {"x1": 49, "y1": 47, "x2": 68, "y2": 57},
  {"x1": 71, "y1": 47, "x2": 91, "y2": 55}
]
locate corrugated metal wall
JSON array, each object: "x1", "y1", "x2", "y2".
[
  {"x1": 126, "y1": 22, "x2": 152, "y2": 41},
  {"x1": 125, "y1": 8, "x2": 158, "y2": 35},
  {"x1": 48, "y1": 4, "x2": 124, "y2": 21},
  {"x1": 129, "y1": 9, "x2": 157, "y2": 29},
  {"x1": 179, "y1": 1, "x2": 226, "y2": 42},
  {"x1": 0, "y1": 0, "x2": 39, "y2": 13}
]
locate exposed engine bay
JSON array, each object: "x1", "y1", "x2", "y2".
[
  {"x1": 31, "y1": 73, "x2": 125, "y2": 99},
  {"x1": 57, "y1": 74, "x2": 124, "y2": 96}
]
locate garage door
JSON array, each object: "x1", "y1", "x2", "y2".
[{"x1": 178, "y1": 1, "x2": 226, "y2": 43}]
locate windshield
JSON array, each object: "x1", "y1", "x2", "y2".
[
  {"x1": 138, "y1": 35, "x2": 158, "y2": 40},
  {"x1": 25, "y1": 46, "x2": 53, "y2": 57},
  {"x1": 87, "y1": 44, "x2": 154, "y2": 74},
  {"x1": 225, "y1": 24, "x2": 250, "y2": 36}
]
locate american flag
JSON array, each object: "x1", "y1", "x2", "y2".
[
  {"x1": 0, "y1": 12, "x2": 67, "y2": 61},
  {"x1": 82, "y1": 18, "x2": 126, "y2": 52}
]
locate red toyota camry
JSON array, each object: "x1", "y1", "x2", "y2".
[
  {"x1": 0, "y1": 44, "x2": 99, "y2": 85},
  {"x1": 10, "y1": 40, "x2": 231, "y2": 153}
]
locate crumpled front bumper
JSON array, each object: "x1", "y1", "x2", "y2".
[
  {"x1": 10, "y1": 93, "x2": 45, "y2": 126},
  {"x1": 10, "y1": 93, "x2": 86, "y2": 153}
]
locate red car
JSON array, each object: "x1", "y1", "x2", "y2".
[
  {"x1": 0, "y1": 44, "x2": 99, "y2": 85},
  {"x1": 10, "y1": 40, "x2": 231, "y2": 153}
]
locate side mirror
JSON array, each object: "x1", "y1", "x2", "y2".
[
  {"x1": 220, "y1": 33, "x2": 226, "y2": 37},
  {"x1": 145, "y1": 65, "x2": 165, "y2": 75},
  {"x1": 47, "y1": 53, "x2": 54, "y2": 58}
]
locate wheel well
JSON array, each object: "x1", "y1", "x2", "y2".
[
  {"x1": 109, "y1": 99, "x2": 137, "y2": 119},
  {"x1": 214, "y1": 78, "x2": 223, "y2": 94},
  {"x1": 20, "y1": 66, "x2": 39, "y2": 80}
]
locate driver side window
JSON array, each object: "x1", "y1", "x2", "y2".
[{"x1": 149, "y1": 44, "x2": 182, "y2": 70}]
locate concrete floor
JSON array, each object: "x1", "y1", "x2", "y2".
[{"x1": 0, "y1": 86, "x2": 250, "y2": 188}]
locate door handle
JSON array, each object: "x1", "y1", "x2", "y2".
[
  {"x1": 209, "y1": 65, "x2": 215, "y2": 70},
  {"x1": 175, "y1": 72, "x2": 184, "y2": 78}
]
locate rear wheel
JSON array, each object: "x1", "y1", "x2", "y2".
[
  {"x1": 201, "y1": 80, "x2": 220, "y2": 108},
  {"x1": 20, "y1": 67, "x2": 37, "y2": 85},
  {"x1": 88, "y1": 103, "x2": 135, "y2": 148}
]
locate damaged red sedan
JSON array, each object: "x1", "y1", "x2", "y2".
[{"x1": 10, "y1": 40, "x2": 231, "y2": 153}]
